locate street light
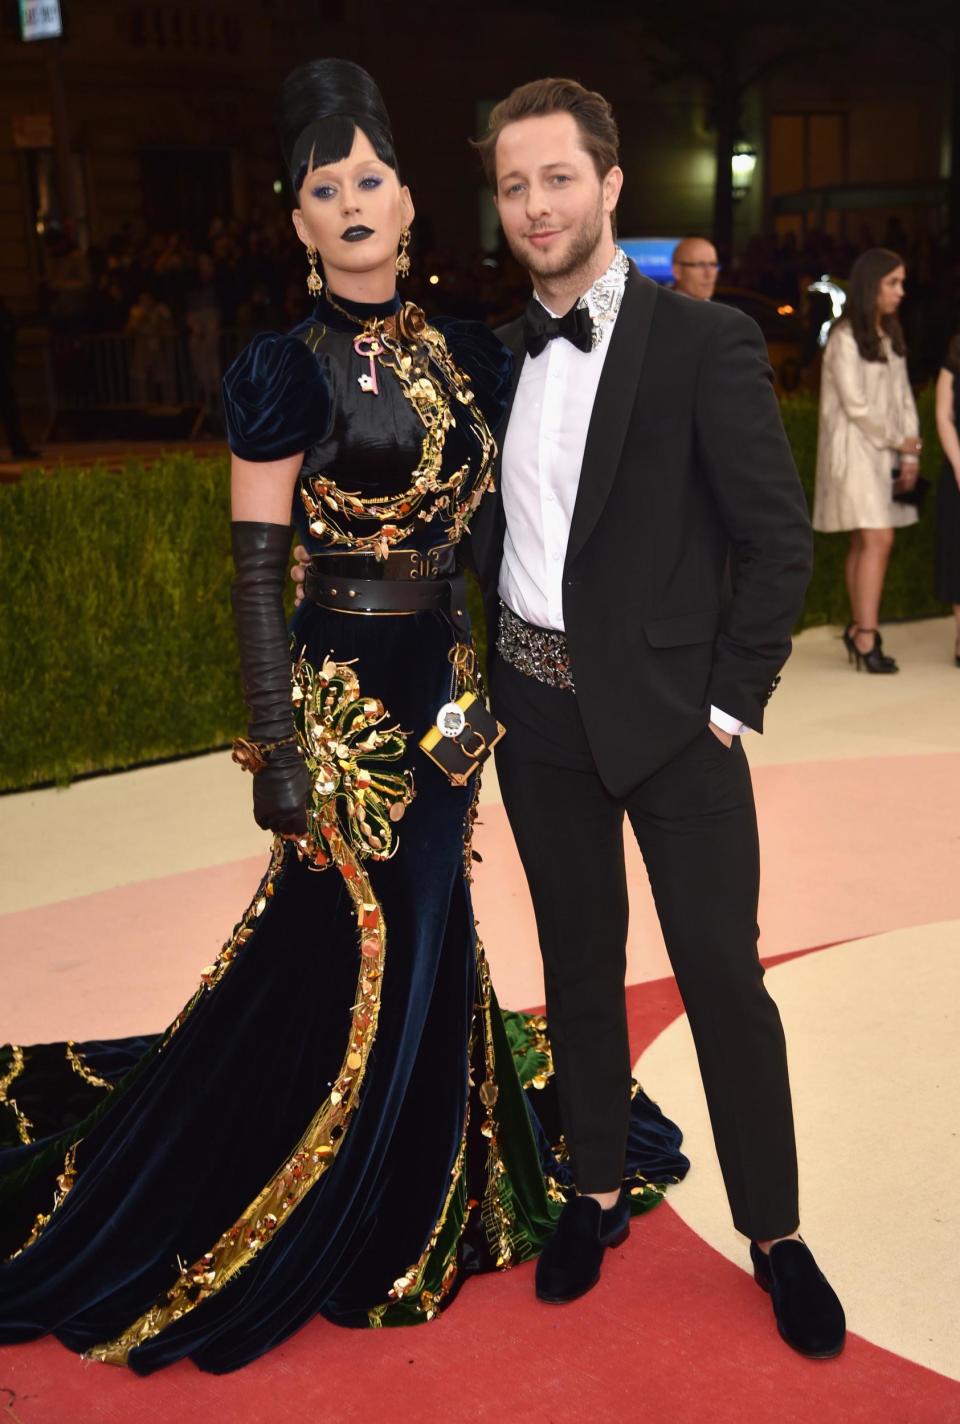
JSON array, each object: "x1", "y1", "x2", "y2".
[{"x1": 731, "y1": 142, "x2": 758, "y2": 201}]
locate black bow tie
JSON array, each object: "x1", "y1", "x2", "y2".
[{"x1": 522, "y1": 299, "x2": 594, "y2": 358}]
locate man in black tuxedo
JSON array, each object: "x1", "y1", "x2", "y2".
[{"x1": 469, "y1": 78, "x2": 845, "y2": 1358}]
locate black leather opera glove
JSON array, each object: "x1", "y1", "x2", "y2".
[{"x1": 230, "y1": 520, "x2": 310, "y2": 835}]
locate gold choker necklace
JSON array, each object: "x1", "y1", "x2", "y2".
[{"x1": 325, "y1": 289, "x2": 397, "y2": 328}]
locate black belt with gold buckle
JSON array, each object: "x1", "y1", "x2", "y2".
[
  {"x1": 304, "y1": 555, "x2": 468, "y2": 634},
  {"x1": 307, "y1": 544, "x2": 456, "y2": 583}
]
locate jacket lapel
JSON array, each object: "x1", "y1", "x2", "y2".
[
  {"x1": 565, "y1": 265, "x2": 658, "y2": 568},
  {"x1": 471, "y1": 317, "x2": 525, "y2": 591},
  {"x1": 495, "y1": 316, "x2": 526, "y2": 456}
]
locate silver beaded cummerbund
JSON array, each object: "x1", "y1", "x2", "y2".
[{"x1": 496, "y1": 601, "x2": 575, "y2": 692}]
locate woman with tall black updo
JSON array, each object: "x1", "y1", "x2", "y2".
[{"x1": 0, "y1": 61, "x2": 686, "y2": 1374}]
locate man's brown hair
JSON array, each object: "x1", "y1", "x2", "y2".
[{"x1": 473, "y1": 77, "x2": 620, "y2": 189}]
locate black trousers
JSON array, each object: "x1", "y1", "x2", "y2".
[{"x1": 490, "y1": 656, "x2": 799, "y2": 1241}]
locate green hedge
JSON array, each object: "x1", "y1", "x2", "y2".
[
  {"x1": 1, "y1": 456, "x2": 243, "y2": 792},
  {"x1": 0, "y1": 390, "x2": 947, "y2": 792}
]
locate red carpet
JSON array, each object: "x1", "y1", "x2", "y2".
[{"x1": 2, "y1": 959, "x2": 957, "y2": 1424}]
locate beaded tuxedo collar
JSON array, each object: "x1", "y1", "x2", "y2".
[{"x1": 579, "y1": 246, "x2": 629, "y2": 349}]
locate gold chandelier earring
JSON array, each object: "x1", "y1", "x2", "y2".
[
  {"x1": 306, "y1": 246, "x2": 323, "y2": 297},
  {"x1": 396, "y1": 227, "x2": 411, "y2": 279}
]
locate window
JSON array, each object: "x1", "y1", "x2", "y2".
[{"x1": 768, "y1": 112, "x2": 846, "y2": 197}]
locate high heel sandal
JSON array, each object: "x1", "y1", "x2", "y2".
[
  {"x1": 851, "y1": 629, "x2": 898, "y2": 674},
  {"x1": 870, "y1": 629, "x2": 898, "y2": 671},
  {"x1": 844, "y1": 623, "x2": 896, "y2": 671}
]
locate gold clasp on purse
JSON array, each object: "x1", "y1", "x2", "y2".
[{"x1": 418, "y1": 692, "x2": 504, "y2": 785}]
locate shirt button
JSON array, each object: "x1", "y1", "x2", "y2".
[{"x1": 552, "y1": 552, "x2": 561, "y2": 561}]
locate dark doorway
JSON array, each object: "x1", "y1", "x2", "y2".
[{"x1": 139, "y1": 149, "x2": 232, "y2": 238}]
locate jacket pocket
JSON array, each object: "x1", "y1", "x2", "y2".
[{"x1": 644, "y1": 608, "x2": 720, "y2": 648}]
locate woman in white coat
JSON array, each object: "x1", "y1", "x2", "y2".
[{"x1": 813, "y1": 248, "x2": 922, "y2": 672}]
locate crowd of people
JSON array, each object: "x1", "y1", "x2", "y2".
[
  {"x1": 733, "y1": 218, "x2": 953, "y2": 307},
  {"x1": 735, "y1": 222, "x2": 960, "y2": 380},
  {"x1": 36, "y1": 209, "x2": 960, "y2": 341},
  {"x1": 39, "y1": 211, "x2": 534, "y2": 341},
  {"x1": 31, "y1": 207, "x2": 958, "y2": 667},
  {"x1": 10, "y1": 210, "x2": 953, "y2": 436},
  {"x1": 24, "y1": 213, "x2": 534, "y2": 428}
]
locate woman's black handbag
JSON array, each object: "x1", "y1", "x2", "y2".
[
  {"x1": 419, "y1": 692, "x2": 505, "y2": 786},
  {"x1": 891, "y1": 466, "x2": 930, "y2": 509}
]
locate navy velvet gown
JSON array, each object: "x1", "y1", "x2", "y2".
[{"x1": 0, "y1": 291, "x2": 688, "y2": 1374}]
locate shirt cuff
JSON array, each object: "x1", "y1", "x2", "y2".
[{"x1": 709, "y1": 705, "x2": 752, "y2": 736}]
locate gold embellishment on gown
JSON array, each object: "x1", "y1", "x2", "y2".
[
  {"x1": 520, "y1": 1014, "x2": 554, "y2": 1091},
  {"x1": 512, "y1": 1012, "x2": 567, "y2": 1204},
  {"x1": 300, "y1": 305, "x2": 496, "y2": 558},
  {"x1": 2, "y1": 844, "x2": 289, "y2": 1264},
  {"x1": 368, "y1": 766, "x2": 518, "y2": 1325},
  {"x1": 368, "y1": 1025, "x2": 474, "y2": 1328},
  {"x1": 6, "y1": 1145, "x2": 79, "y2": 1261},
  {"x1": 289, "y1": 653, "x2": 414, "y2": 869},
  {"x1": 85, "y1": 659, "x2": 412, "y2": 1368},
  {"x1": 0, "y1": 1044, "x2": 24, "y2": 1102},
  {"x1": 66, "y1": 1041, "x2": 112, "y2": 1091},
  {"x1": 161, "y1": 837, "x2": 287, "y2": 1047},
  {"x1": 475, "y1": 937, "x2": 521, "y2": 1268},
  {"x1": 0, "y1": 1044, "x2": 33, "y2": 1145},
  {"x1": 455, "y1": 649, "x2": 491, "y2": 885},
  {"x1": 367, "y1": 933, "x2": 519, "y2": 1327},
  {"x1": 625, "y1": 1081, "x2": 668, "y2": 1206}
]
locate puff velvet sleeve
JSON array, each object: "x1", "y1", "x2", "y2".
[
  {"x1": 222, "y1": 331, "x2": 332, "y2": 462},
  {"x1": 432, "y1": 317, "x2": 513, "y2": 432}
]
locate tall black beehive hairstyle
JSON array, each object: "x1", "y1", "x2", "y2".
[{"x1": 277, "y1": 58, "x2": 398, "y2": 198}]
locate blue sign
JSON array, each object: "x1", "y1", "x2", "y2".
[{"x1": 619, "y1": 238, "x2": 683, "y2": 284}]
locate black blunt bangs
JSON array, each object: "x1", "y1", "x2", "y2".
[{"x1": 290, "y1": 115, "x2": 398, "y2": 198}]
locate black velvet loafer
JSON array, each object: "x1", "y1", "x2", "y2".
[
  {"x1": 750, "y1": 1239, "x2": 846, "y2": 1358},
  {"x1": 536, "y1": 1192, "x2": 631, "y2": 1304}
]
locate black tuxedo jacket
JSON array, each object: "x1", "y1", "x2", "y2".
[{"x1": 467, "y1": 263, "x2": 813, "y2": 798}]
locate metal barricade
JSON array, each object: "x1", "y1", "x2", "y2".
[{"x1": 20, "y1": 326, "x2": 247, "y2": 440}]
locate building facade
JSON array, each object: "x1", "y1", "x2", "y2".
[{"x1": 0, "y1": 1, "x2": 953, "y2": 313}]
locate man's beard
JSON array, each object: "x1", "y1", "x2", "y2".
[{"x1": 509, "y1": 195, "x2": 607, "y2": 285}]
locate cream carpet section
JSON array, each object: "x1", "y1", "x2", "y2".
[
  {"x1": 0, "y1": 752, "x2": 270, "y2": 914},
  {"x1": 747, "y1": 617, "x2": 960, "y2": 767},
  {"x1": 636, "y1": 922, "x2": 960, "y2": 1381},
  {"x1": 3, "y1": 616, "x2": 955, "y2": 918},
  {"x1": 0, "y1": 746, "x2": 502, "y2": 916}
]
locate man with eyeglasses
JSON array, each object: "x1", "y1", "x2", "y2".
[{"x1": 672, "y1": 236, "x2": 721, "y2": 300}]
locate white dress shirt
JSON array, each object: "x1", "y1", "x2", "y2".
[{"x1": 498, "y1": 247, "x2": 747, "y2": 736}]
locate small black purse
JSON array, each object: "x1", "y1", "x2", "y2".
[
  {"x1": 419, "y1": 691, "x2": 505, "y2": 786},
  {"x1": 418, "y1": 644, "x2": 505, "y2": 786},
  {"x1": 891, "y1": 465, "x2": 930, "y2": 509}
]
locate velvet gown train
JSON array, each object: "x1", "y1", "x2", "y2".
[{"x1": 0, "y1": 290, "x2": 688, "y2": 1375}]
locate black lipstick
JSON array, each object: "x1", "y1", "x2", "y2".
[{"x1": 341, "y1": 225, "x2": 374, "y2": 242}]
